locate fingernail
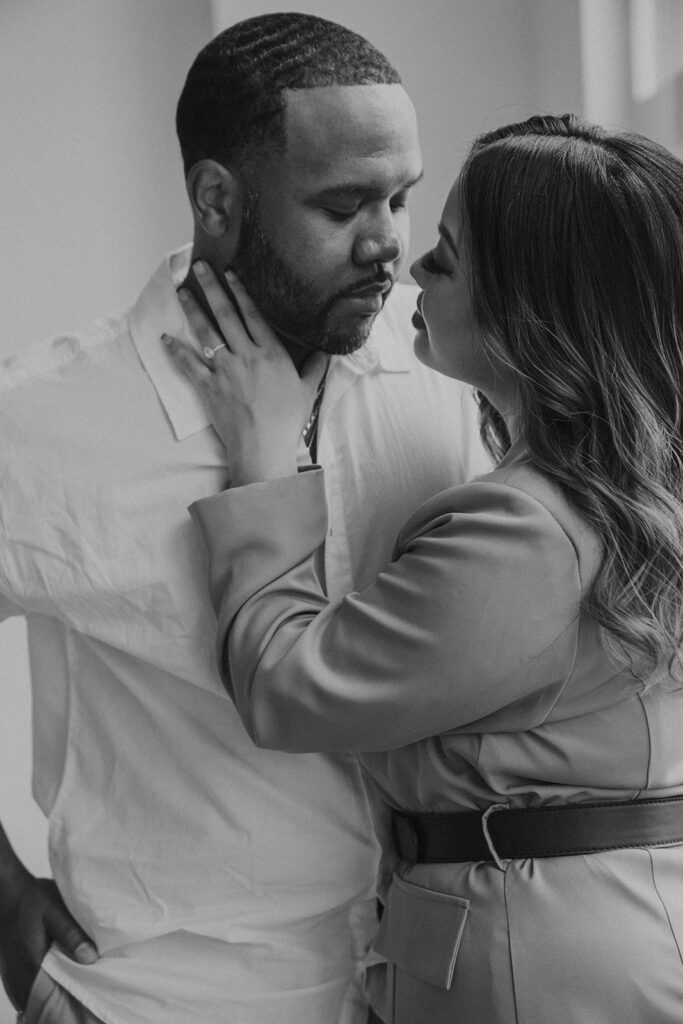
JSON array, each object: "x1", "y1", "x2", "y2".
[
  {"x1": 177, "y1": 288, "x2": 190, "y2": 303},
  {"x1": 225, "y1": 269, "x2": 236, "y2": 281},
  {"x1": 194, "y1": 260, "x2": 207, "y2": 276},
  {"x1": 75, "y1": 942, "x2": 98, "y2": 964}
]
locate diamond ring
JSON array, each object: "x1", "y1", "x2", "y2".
[{"x1": 203, "y1": 342, "x2": 227, "y2": 359}]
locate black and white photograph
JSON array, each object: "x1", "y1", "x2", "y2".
[{"x1": 1, "y1": 2, "x2": 682, "y2": 1022}]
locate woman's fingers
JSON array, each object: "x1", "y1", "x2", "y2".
[
  {"x1": 190, "y1": 262, "x2": 257, "y2": 357},
  {"x1": 183, "y1": 261, "x2": 284, "y2": 358},
  {"x1": 176, "y1": 282, "x2": 228, "y2": 356},
  {"x1": 164, "y1": 270, "x2": 327, "y2": 480},
  {"x1": 223, "y1": 271, "x2": 276, "y2": 349},
  {"x1": 162, "y1": 334, "x2": 214, "y2": 391}
]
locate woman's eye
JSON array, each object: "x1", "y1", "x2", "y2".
[{"x1": 421, "y1": 250, "x2": 445, "y2": 274}]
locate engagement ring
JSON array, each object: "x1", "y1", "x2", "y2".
[{"x1": 203, "y1": 343, "x2": 227, "y2": 359}]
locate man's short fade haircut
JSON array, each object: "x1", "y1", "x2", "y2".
[{"x1": 176, "y1": 12, "x2": 402, "y2": 176}]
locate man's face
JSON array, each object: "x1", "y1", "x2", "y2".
[{"x1": 232, "y1": 84, "x2": 422, "y2": 354}]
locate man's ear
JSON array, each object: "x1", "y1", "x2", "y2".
[{"x1": 186, "y1": 160, "x2": 244, "y2": 239}]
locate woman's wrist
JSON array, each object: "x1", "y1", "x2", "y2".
[{"x1": 228, "y1": 446, "x2": 300, "y2": 486}]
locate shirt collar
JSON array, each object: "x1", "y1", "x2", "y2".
[
  {"x1": 129, "y1": 245, "x2": 209, "y2": 440},
  {"x1": 129, "y1": 246, "x2": 411, "y2": 441}
]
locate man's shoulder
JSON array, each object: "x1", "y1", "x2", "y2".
[
  {"x1": 0, "y1": 308, "x2": 130, "y2": 398},
  {"x1": 0, "y1": 249, "x2": 180, "y2": 399}
]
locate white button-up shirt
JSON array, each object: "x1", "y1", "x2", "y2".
[{"x1": 0, "y1": 248, "x2": 489, "y2": 1024}]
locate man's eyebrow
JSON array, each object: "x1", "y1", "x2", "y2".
[
  {"x1": 314, "y1": 170, "x2": 424, "y2": 200},
  {"x1": 438, "y1": 221, "x2": 458, "y2": 256}
]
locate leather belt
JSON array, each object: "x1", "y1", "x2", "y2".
[{"x1": 393, "y1": 795, "x2": 683, "y2": 864}]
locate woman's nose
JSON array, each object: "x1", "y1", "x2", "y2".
[{"x1": 410, "y1": 255, "x2": 426, "y2": 285}]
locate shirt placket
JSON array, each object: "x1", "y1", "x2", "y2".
[{"x1": 315, "y1": 356, "x2": 374, "y2": 602}]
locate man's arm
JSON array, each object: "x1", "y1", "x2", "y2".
[{"x1": 0, "y1": 822, "x2": 97, "y2": 1011}]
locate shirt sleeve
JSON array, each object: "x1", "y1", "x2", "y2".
[{"x1": 190, "y1": 468, "x2": 582, "y2": 752}]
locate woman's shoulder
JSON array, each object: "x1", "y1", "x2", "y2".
[
  {"x1": 400, "y1": 458, "x2": 603, "y2": 593},
  {"x1": 484, "y1": 458, "x2": 581, "y2": 517},
  {"x1": 485, "y1": 460, "x2": 597, "y2": 546}
]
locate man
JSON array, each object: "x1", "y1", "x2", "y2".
[{"x1": 0, "y1": 14, "x2": 488, "y2": 1024}]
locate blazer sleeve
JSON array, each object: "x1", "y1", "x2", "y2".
[{"x1": 190, "y1": 468, "x2": 583, "y2": 752}]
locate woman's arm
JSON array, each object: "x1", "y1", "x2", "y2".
[{"x1": 191, "y1": 469, "x2": 582, "y2": 752}]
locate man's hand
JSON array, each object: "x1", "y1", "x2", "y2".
[{"x1": 0, "y1": 874, "x2": 97, "y2": 1011}]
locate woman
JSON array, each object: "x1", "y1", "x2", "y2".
[{"x1": 165, "y1": 115, "x2": 683, "y2": 1023}]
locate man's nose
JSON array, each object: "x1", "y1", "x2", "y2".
[{"x1": 353, "y1": 215, "x2": 402, "y2": 267}]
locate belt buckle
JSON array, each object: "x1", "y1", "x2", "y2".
[
  {"x1": 481, "y1": 803, "x2": 510, "y2": 869},
  {"x1": 393, "y1": 814, "x2": 419, "y2": 863}
]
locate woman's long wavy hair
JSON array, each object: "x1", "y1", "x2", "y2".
[{"x1": 459, "y1": 114, "x2": 683, "y2": 678}]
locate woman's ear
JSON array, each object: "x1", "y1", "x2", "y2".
[{"x1": 186, "y1": 160, "x2": 245, "y2": 240}]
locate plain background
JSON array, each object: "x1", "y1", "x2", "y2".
[{"x1": 0, "y1": 1, "x2": 681, "y2": 1020}]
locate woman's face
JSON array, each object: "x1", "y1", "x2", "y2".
[{"x1": 410, "y1": 179, "x2": 514, "y2": 409}]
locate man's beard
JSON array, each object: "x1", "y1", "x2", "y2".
[{"x1": 232, "y1": 191, "x2": 393, "y2": 355}]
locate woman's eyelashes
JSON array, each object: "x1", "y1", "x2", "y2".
[{"x1": 421, "y1": 249, "x2": 447, "y2": 275}]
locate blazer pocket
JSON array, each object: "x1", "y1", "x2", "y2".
[{"x1": 372, "y1": 873, "x2": 470, "y2": 990}]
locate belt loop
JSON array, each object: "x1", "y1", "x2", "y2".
[
  {"x1": 393, "y1": 813, "x2": 419, "y2": 863},
  {"x1": 482, "y1": 803, "x2": 510, "y2": 870}
]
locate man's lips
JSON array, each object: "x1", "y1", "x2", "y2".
[
  {"x1": 339, "y1": 279, "x2": 393, "y2": 315},
  {"x1": 343, "y1": 279, "x2": 393, "y2": 299}
]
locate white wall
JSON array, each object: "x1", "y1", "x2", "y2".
[
  {"x1": 580, "y1": 0, "x2": 683, "y2": 157},
  {"x1": 0, "y1": 0, "x2": 212, "y2": 349}
]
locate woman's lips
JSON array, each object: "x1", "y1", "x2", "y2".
[{"x1": 412, "y1": 291, "x2": 426, "y2": 330}]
